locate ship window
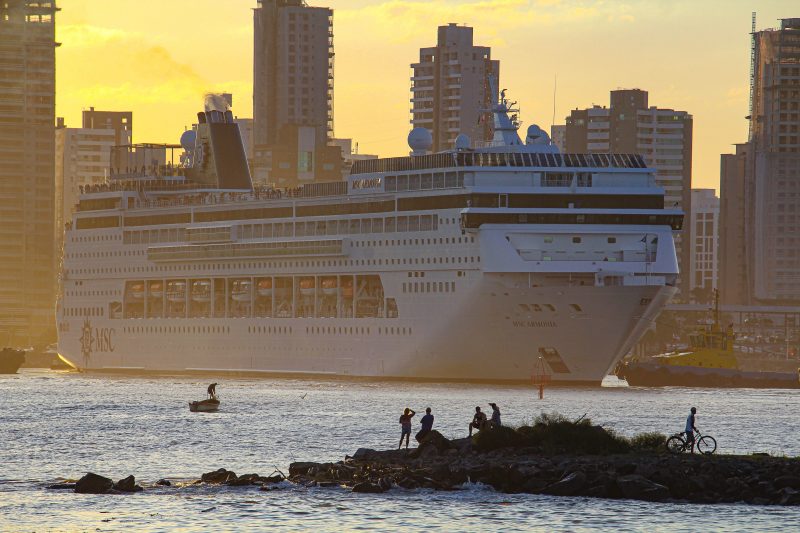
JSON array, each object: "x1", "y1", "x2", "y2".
[
  {"x1": 572, "y1": 237, "x2": 582, "y2": 244},
  {"x1": 608, "y1": 237, "x2": 617, "y2": 243}
]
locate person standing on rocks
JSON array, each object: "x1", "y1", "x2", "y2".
[
  {"x1": 398, "y1": 408, "x2": 416, "y2": 449},
  {"x1": 685, "y1": 406, "x2": 697, "y2": 452},
  {"x1": 489, "y1": 402, "x2": 502, "y2": 427},
  {"x1": 469, "y1": 406, "x2": 487, "y2": 437},
  {"x1": 415, "y1": 407, "x2": 434, "y2": 443}
]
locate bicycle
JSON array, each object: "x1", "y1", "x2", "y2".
[{"x1": 665, "y1": 429, "x2": 717, "y2": 455}]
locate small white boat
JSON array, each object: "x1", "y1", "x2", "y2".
[{"x1": 189, "y1": 398, "x2": 220, "y2": 412}]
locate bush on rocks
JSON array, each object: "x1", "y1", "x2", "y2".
[
  {"x1": 472, "y1": 425, "x2": 521, "y2": 452},
  {"x1": 629, "y1": 432, "x2": 667, "y2": 452}
]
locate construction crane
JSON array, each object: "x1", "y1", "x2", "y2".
[{"x1": 748, "y1": 12, "x2": 756, "y2": 141}]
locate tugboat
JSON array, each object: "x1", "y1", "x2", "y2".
[
  {"x1": 0, "y1": 348, "x2": 26, "y2": 374},
  {"x1": 617, "y1": 290, "x2": 800, "y2": 389}
]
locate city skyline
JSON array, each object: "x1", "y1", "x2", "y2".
[{"x1": 57, "y1": 0, "x2": 795, "y2": 192}]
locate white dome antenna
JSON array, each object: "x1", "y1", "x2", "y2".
[
  {"x1": 408, "y1": 127, "x2": 432, "y2": 156},
  {"x1": 454, "y1": 133, "x2": 471, "y2": 151}
]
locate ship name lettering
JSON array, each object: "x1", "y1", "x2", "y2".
[
  {"x1": 94, "y1": 327, "x2": 115, "y2": 352},
  {"x1": 352, "y1": 178, "x2": 382, "y2": 190}
]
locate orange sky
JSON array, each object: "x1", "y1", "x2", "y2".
[{"x1": 56, "y1": 1, "x2": 797, "y2": 192}]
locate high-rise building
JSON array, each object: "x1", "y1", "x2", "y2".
[
  {"x1": 55, "y1": 118, "x2": 120, "y2": 251},
  {"x1": 81, "y1": 108, "x2": 132, "y2": 170},
  {"x1": 0, "y1": 1, "x2": 58, "y2": 345},
  {"x1": 565, "y1": 89, "x2": 693, "y2": 294},
  {"x1": 329, "y1": 138, "x2": 378, "y2": 177},
  {"x1": 550, "y1": 125, "x2": 566, "y2": 152},
  {"x1": 689, "y1": 188, "x2": 719, "y2": 300},
  {"x1": 718, "y1": 144, "x2": 749, "y2": 305},
  {"x1": 411, "y1": 24, "x2": 499, "y2": 152},
  {"x1": 747, "y1": 18, "x2": 800, "y2": 303},
  {"x1": 253, "y1": 0, "x2": 341, "y2": 187}
]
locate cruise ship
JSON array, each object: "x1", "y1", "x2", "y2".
[{"x1": 56, "y1": 94, "x2": 682, "y2": 384}]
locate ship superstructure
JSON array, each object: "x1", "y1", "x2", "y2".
[{"x1": 57, "y1": 94, "x2": 682, "y2": 383}]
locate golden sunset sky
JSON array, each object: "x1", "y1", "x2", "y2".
[{"x1": 57, "y1": 0, "x2": 795, "y2": 191}]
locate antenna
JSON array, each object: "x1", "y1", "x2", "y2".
[
  {"x1": 551, "y1": 73, "x2": 558, "y2": 130},
  {"x1": 748, "y1": 12, "x2": 756, "y2": 140}
]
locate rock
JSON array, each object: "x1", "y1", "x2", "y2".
[
  {"x1": 47, "y1": 483, "x2": 76, "y2": 490},
  {"x1": 289, "y1": 462, "x2": 319, "y2": 477},
  {"x1": 156, "y1": 479, "x2": 171, "y2": 486},
  {"x1": 75, "y1": 472, "x2": 114, "y2": 494},
  {"x1": 113, "y1": 475, "x2": 143, "y2": 493},
  {"x1": 774, "y1": 476, "x2": 800, "y2": 490},
  {"x1": 780, "y1": 488, "x2": 800, "y2": 506},
  {"x1": 352, "y1": 448, "x2": 377, "y2": 461},
  {"x1": 259, "y1": 475, "x2": 284, "y2": 484},
  {"x1": 317, "y1": 481, "x2": 339, "y2": 488},
  {"x1": 352, "y1": 481, "x2": 387, "y2": 493},
  {"x1": 419, "y1": 431, "x2": 452, "y2": 453},
  {"x1": 227, "y1": 473, "x2": 260, "y2": 486},
  {"x1": 543, "y1": 471, "x2": 587, "y2": 496},
  {"x1": 201, "y1": 468, "x2": 237, "y2": 484},
  {"x1": 616, "y1": 463, "x2": 637, "y2": 476},
  {"x1": 616, "y1": 475, "x2": 670, "y2": 502},
  {"x1": 521, "y1": 477, "x2": 549, "y2": 493}
]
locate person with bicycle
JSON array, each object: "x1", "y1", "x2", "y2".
[{"x1": 685, "y1": 407, "x2": 698, "y2": 453}]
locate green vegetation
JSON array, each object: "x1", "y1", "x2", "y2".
[{"x1": 472, "y1": 412, "x2": 666, "y2": 455}]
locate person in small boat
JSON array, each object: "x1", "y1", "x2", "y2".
[
  {"x1": 488, "y1": 402, "x2": 502, "y2": 427},
  {"x1": 398, "y1": 408, "x2": 415, "y2": 449},
  {"x1": 207, "y1": 383, "x2": 218, "y2": 400},
  {"x1": 468, "y1": 406, "x2": 487, "y2": 437},
  {"x1": 415, "y1": 407, "x2": 434, "y2": 443}
]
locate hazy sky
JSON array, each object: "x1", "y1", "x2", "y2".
[{"x1": 57, "y1": 1, "x2": 796, "y2": 192}]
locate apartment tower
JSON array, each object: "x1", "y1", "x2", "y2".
[
  {"x1": 689, "y1": 188, "x2": 720, "y2": 300},
  {"x1": 565, "y1": 89, "x2": 693, "y2": 295},
  {"x1": 411, "y1": 24, "x2": 499, "y2": 152},
  {"x1": 0, "y1": 1, "x2": 58, "y2": 345},
  {"x1": 253, "y1": 0, "x2": 340, "y2": 187}
]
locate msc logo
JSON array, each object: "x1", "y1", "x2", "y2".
[{"x1": 79, "y1": 319, "x2": 115, "y2": 365}]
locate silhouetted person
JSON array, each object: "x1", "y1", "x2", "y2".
[
  {"x1": 398, "y1": 408, "x2": 415, "y2": 449},
  {"x1": 469, "y1": 406, "x2": 487, "y2": 437},
  {"x1": 685, "y1": 406, "x2": 697, "y2": 453},
  {"x1": 489, "y1": 402, "x2": 502, "y2": 427},
  {"x1": 207, "y1": 383, "x2": 218, "y2": 400},
  {"x1": 415, "y1": 407, "x2": 434, "y2": 443}
]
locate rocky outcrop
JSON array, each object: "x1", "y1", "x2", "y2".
[
  {"x1": 113, "y1": 475, "x2": 143, "y2": 493},
  {"x1": 75, "y1": 473, "x2": 114, "y2": 494},
  {"x1": 287, "y1": 449, "x2": 800, "y2": 506}
]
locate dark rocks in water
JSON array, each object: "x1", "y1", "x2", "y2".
[
  {"x1": 201, "y1": 468, "x2": 237, "y2": 484},
  {"x1": 113, "y1": 475, "x2": 143, "y2": 493},
  {"x1": 352, "y1": 481, "x2": 387, "y2": 493},
  {"x1": 543, "y1": 471, "x2": 587, "y2": 496},
  {"x1": 47, "y1": 483, "x2": 77, "y2": 490},
  {"x1": 227, "y1": 473, "x2": 261, "y2": 487},
  {"x1": 288, "y1": 462, "x2": 319, "y2": 477},
  {"x1": 75, "y1": 473, "x2": 114, "y2": 494},
  {"x1": 351, "y1": 448, "x2": 377, "y2": 461},
  {"x1": 156, "y1": 479, "x2": 171, "y2": 486},
  {"x1": 774, "y1": 475, "x2": 800, "y2": 490},
  {"x1": 616, "y1": 474, "x2": 670, "y2": 502}
]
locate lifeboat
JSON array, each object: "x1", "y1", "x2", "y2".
[
  {"x1": 149, "y1": 281, "x2": 163, "y2": 298},
  {"x1": 166, "y1": 281, "x2": 187, "y2": 303},
  {"x1": 299, "y1": 278, "x2": 315, "y2": 297},
  {"x1": 342, "y1": 279, "x2": 354, "y2": 299},
  {"x1": 128, "y1": 283, "x2": 144, "y2": 299},
  {"x1": 257, "y1": 278, "x2": 273, "y2": 297},
  {"x1": 191, "y1": 280, "x2": 211, "y2": 303},
  {"x1": 231, "y1": 279, "x2": 252, "y2": 302},
  {"x1": 321, "y1": 277, "x2": 338, "y2": 296}
]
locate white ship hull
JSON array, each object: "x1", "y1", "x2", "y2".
[{"x1": 58, "y1": 281, "x2": 674, "y2": 383}]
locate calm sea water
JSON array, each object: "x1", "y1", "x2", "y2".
[{"x1": 2, "y1": 370, "x2": 800, "y2": 532}]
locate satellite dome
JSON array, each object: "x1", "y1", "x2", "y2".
[
  {"x1": 454, "y1": 133, "x2": 471, "y2": 150},
  {"x1": 526, "y1": 125, "x2": 550, "y2": 145},
  {"x1": 180, "y1": 129, "x2": 197, "y2": 152},
  {"x1": 408, "y1": 127, "x2": 432, "y2": 154}
]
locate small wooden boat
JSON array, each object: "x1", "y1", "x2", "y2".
[{"x1": 189, "y1": 398, "x2": 220, "y2": 412}]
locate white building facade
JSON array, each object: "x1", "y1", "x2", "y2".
[{"x1": 689, "y1": 188, "x2": 719, "y2": 295}]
